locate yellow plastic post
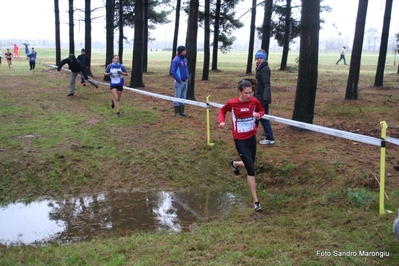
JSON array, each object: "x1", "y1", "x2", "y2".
[
  {"x1": 206, "y1": 95, "x2": 214, "y2": 146},
  {"x1": 379, "y1": 121, "x2": 389, "y2": 215}
]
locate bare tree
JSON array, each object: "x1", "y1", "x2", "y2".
[
  {"x1": 246, "y1": 0, "x2": 257, "y2": 74},
  {"x1": 118, "y1": 0, "x2": 124, "y2": 63},
  {"x1": 210, "y1": 0, "x2": 243, "y2": 71},
  {"x1": 68, "y1": 0, "x2": 75, "y2": 55},
  {"x1": 104, "y1": 0, "x2": 115, "y2": 81},
  {"x1": 211, "y1": 0, "x2": 221, "y2": 71},
  {"x1": 73, "y1": 0, "x2": 101, "y2": 73},
  {"x1": 280, "y1": 0, "x2": 291, "y2": 70},
  {"x1": 54, "y1": 0, "x2": 61, "y2": 65},
  {"x1": 291, "y1": 0, "x2": 320, "y2": 124},
  {"x1": 116, "y1": 0, "x2": 171, "y2": 71},
  {"x1": 345, "y1": 0, "x2": 368, "y2": 100},
  {"x1": 202, "y1": 0, "x2": 211, "y2": 80},
  {"x1": 256, "y1": 0, "x2": 302, "y2": 67},
  {"x1": 84, "y1": 0, "x2": 93, "y2": 76},
  {"x1": 260, "y1": 0, "x2": 273, "y2": 54},
  {"x1": 374, "y1": 0, "x2": 393, "y2": 87},
  {"x1": 143, "y1": 0, "x2": 149, "y2": 72},
  {"x1": 130, "y1": 0, "x2": 145, "y2": 87},
  {"x1": 186, "y1": 0, "x2": 199, "y2": 100},
  {"x1": 170, "y1": 0, "x2": 181, "y2": 74}
]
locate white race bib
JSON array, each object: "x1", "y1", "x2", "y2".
[
  {"x1": 111, "y1": 77, "x2": 121, "y2": 84},
  {"x1": 236, "y1": 117, "x2": 254, "y2": 133}
]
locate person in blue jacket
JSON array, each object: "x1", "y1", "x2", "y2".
[
  {"x1": 170, "y1": 45, "x2": 190, "y2": 117},
  {"x1": 27, "y1": 47, "x2": 37, "y2": 75},
  {"x1": 24, "y1": 44, "x2": 29, "y2": 56}
]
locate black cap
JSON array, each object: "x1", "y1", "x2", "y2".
[
  {"x1": 81, "y1": 48, "x2": 85, "y2": 52},
  {"x1": 177, "y1": 46, "x2": 186, "y2": 55},
  {"x1": 69, "y1": 54, "x2": 76, "y2": 60}
]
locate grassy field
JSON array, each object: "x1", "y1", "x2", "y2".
[{"x1": 1, "y1": 49, "x2": 399, "y2": 265}]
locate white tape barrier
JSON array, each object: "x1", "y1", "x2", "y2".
[
  {"x1": 44, "y1": 63, "x2": 399, "y2": 147},
  {"x1": 387, "y1": 137, "x2": 399, "y2": 146},
  {"x1": 122, "y1": 86, "x2": 208, "y2": 108},
  {"x1": 263, "y1": 114, "x2": 381, "y2": 146},
  {"x1": 42, "y1": 63, "x2": 208, "y2": 108},
  {"x1": 208, "y1": 101, "x2": 398, "y2": 147}
]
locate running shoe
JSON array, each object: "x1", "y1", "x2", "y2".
[
  {"x1": 259, "y1": 139, "x2": 275, "y2": 145},
  {"x1": 254, "y1": 202, "x2": 262, "y2": 212},
  {"x1": 231, "y1": 160, "x2": 239, "y2": 175}
]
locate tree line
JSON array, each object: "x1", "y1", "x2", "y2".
[{"x1": 53, "y1": 0, "x2": 399, "y2": 125}]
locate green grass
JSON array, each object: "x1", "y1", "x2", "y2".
[
  {"x1": 1, "y1": 49, "x2": 399, "y2": 264},
  {"x1": 1, "y1": 205, "x2": 397, "y2": 265}
]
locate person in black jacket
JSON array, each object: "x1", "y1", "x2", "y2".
[
  {"x1": 57, "y1": 54, "x2": 98, "y2": 97},
  {"x1": 77, "y1": 49, "x2": 92, "y2": 86},
  {"x1": 254, "y1": 49, "x2": 275, "y2": 145}
]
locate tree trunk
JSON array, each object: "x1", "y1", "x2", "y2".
[
  {"x1": 130, "y1": 0, "x2": 145, "y2": 88},
  {"x1": 170, "y1": 0, "x2": 181, "y2": 75},
  {"x1": 211, "y1": 0, "x2": 221, "y2": 71},
  {"x1": 143, "y1": 0, "x2": 149, "y2": 72},
  {"x1": 54, "y1": 0, "x2": 61, "y2": 65},
  {"x1": 118, "y1": 0, "x2": 124, "y2": 64},
  {"x1": 345, "y1": 0, "x2": 368, "y2": 100},
  {"x1": 68, "y1": 0, "x2": 75, "y2": 55},
  {"x1": 104, "y1": 0, "x2": 115, "y2": 81},
  {"x1": 84, "y1": 0, "x2": 93, "y2": 76},
  {"x1": 261, "y1": 0, "x2": 273, "y2": 55},
  {"x1": 280, "y1": 0, "x2": 291, "y2": 70},
  {"x1": 245, "y1": 0, "x2": 257, "y2": 74},
  {"x1": 186, "y1": 0, "x2": 199, "y2": 100},
  {"x1": 374, "y1": 0, "x2": 393, "y2": 87},
  {"x1": 202, "y1": 0, "x2": 210, "y2": 80},
  {"x1": 291, "y1": 0, "x2": 320, "y2": 124}
]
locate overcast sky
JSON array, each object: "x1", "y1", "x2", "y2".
[{"x1": 0, "y1": 0, "x2": 398, "y2": 48}]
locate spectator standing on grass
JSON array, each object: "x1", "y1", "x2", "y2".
[
  {"x1": 0, "y1": 49, "x2": 2, "y2": 65},
  {"x1": 77, "y1": 48, "x2": 91, "y2": 86},
  {"x1": 104, "y1": 55, "x2": 128, "y2": 117},
  {"x1": 171, "y1": 45, "x2": 190, "y2": 117},
  {"x1": 5, "y1": 49, "x2": 12, "y2": 69},
  {"x1": 218, "y1": 79, "x2": 265, "y2": 212},
  {"x1": 27, "y1": 47, "x2": 37, "y2": 75},
  {"x1": 336, "y1": 46, "x2": 347, "y2": 65},
  {"x1": 13, "y1": 44, "x2": 19, "y2": 58},
  {"x1": 24, "y1": 44, "x2": 29, "y2": 56},
  {"x1": 254, "y1": 49, "x2": 275, "y2": 145},
  {"x1": 57, "y1": 54, "x2": 98, "y2": 97}
]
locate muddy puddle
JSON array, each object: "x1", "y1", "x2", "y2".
[{"x1": 0, "y1": 189, "x2": 243, "y2": 246}]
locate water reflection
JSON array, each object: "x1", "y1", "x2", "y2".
[
  {"x1": 153, "y1": 191, "x2": 181, "y2": 232},
  {"x1": 0, "y1": 189, "x2": 242, "y2": 246}
]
